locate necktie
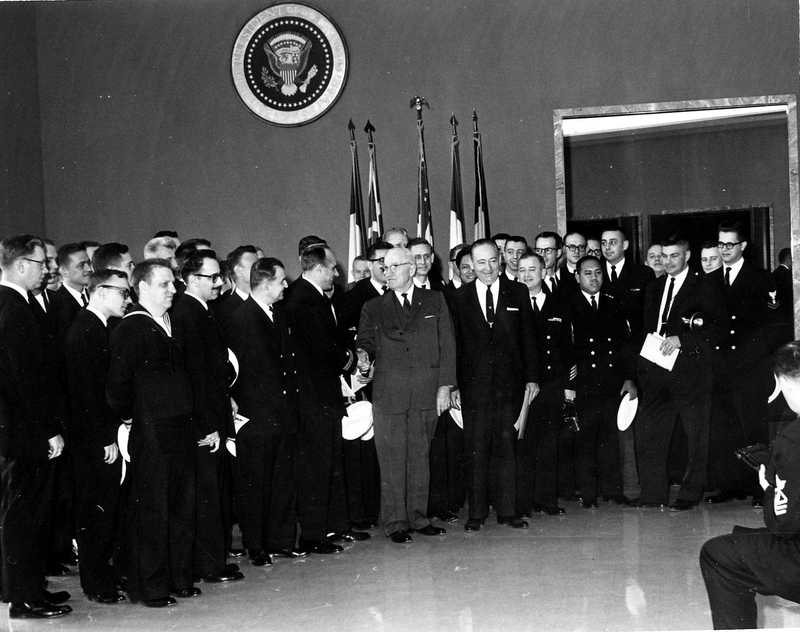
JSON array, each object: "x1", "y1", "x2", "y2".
[
  {"x1": 591, "y1": 294, "x2": 598, "y2": 311},
  {"x1": 81, "y1": 290, "x2": 89, "y2": 307},
  {"x1": 660, "y1": 277, "x2": 675, "y2": 335},
  {"x1": 421, "y1": 283, "x2": 427, "y2": 290},
  {"x1": 550, "y1": 275, "x2": 558, "y2": 291},
  {"x1": 381, "y1": 285, "x2": 388, "y2": 294},
  {"x1": 532, "y1": 295, "x2": 539, "y2": 313},
  {"x1": 725, "y1": 267, "x2": 731, "y2": 287},
  {"x1": 610, "y1": 265, "x2": 618, "y2": 283},
  {"x1": 485, "y1": 286, "x2": 495, "y2": 326},
  {"x1": 401, "y1": 292, "x2": 411, "y2": 313},
  {"x1": 42, "y1": 290, "x2": 50, "y2": 311}
]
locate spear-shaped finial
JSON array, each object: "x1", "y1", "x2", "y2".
[
  {"x1": 348, "y1": 118, "x2": 356, "y2": 141},
  {"x1": 364, "y1": 119, "x2": 375, "y2": 143},
  {"x1": 409, "y1": 96, "x2": 431, "y2": 121},
  {"x1": 450, "y1": 113, "x2": 458, "y2": 135},
  {"x1": 472, "y1": 109, "x2": 479, "y2": 132}
]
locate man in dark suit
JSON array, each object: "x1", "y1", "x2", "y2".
[
  {"x1": 225, "y1": 257, "x2": 304, "y2": 565},
  {"x1": 107, "y1": 259, "x2": 196, "y2": 608},
  {"x1": 56, "y1": 243, "x2": 92, "y2": 325},
  {"x1": 171, "y1": 251, "x2": 243, "y2": 583},
  {"x1": 65, "y1": 269, "x2": 131, "y2": 604},
  {"x1": 516, "y1": 250, "x2": 575, "y2": 517},
  {"x1": 707, "y1": 221, "x2": 777, "y2": 505},
  {"x1": 285, "y1": 245, "x2": 365, "y2": 554},
  {"x1": 534, "y1": 231, "x2": 565, "y2": 294},
  {"x1": 601, "y1": 228, "x2": 655, "y2": 339},
  {"x1": 355, "y1": 247, "x2": 456, "y2": 543},
  {"x1": 772, "y1": 247, "x2": 793, "y2": 346},
  {"x1": 0, "y1": 234, "x2": 71, "y2": 619},
  {"x1": 408, "y1": 237, "x2": 445, "y2": 291},
  {"x1": 568, "y1": 256, "x2": 637, "y2": 509},
  {"x1": 634, "y1": 236, "x2": 728, "y2": 511},
  {"x1": 449, "y1": 239, "x2": 539, "y2": 531},
  {"x1": 559, "y1": 231, "x2": 586, "y2": 296},
  {"x1": 341, "y1": 241, "x2": 393, "y2": 341}
]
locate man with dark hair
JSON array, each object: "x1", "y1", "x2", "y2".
[
  {"x1": 79, "y1": 241, "x2": 101, "y2": 268},
  {"x1": 92, "y1": 243, "x2": 135, "y2": 283},
  {"x1": 214, "y1": 245, "x2": 259, "y2": 329},
  {"x1": 560, "y1": 231, "x2": 586, "y2": 294},
  {"x1": 65, "y1": 269, "x2": 131, "y2": 604},
  {"x1": 153, "y1": 230, "x2": 180, "y2": 243},
  {"x1": 534, "y1": 231, "x2": 564, "y2": 293},
  {"x1": 408, "y1": 237, "x2": 444, "y2": 291},
  {"x1": 0, "y1": 234, "x2": 70, "y2": 619},
  {"x1": 350, "y1": 255, "x2": 370, "y2": 288},
  {"x1": 107, "y1": 259, "x2": 196, "y2": 607},
  {"x1": 503, "y1": 236, "x2": 527, "y2": 282},
  {"x1": 701, "y1": 341, "x2": 800, "y2": 629},
  {"x1": 56, "y1": 243, "x2": 92, "y2": 324},
  {"x1": 449, "y1": 239, "x2": 539, "y2": 531},
  {"x1": 174, "y1": 238, "x2": 212, "y2": 272},
  {"x1": 447, "y1": 244, "x2": 467, "y2": 288},
  {"x1": 707, "y1": 220, "x2": 777, "y2": 506},
  {"x1": 645, "y1": 243, "x2": 665, "y2": 278},
  {"x1": 772, "y1": 247, "x2": 793, "y2": 345},
  {"x1": 634, "y1": 236, "x2": 728, "y2": 511},
  {"x1": 701, "y1": 241, "x2": 723, "y2": 274},
  {"x1": 492, "y1": 233, "x2": 510, "y2": 270},
  {"x1": 171, "y1": 250, "x2": 243, "y2": 584}
]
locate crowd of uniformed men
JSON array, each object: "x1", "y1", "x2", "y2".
[{"x1": 0, "y1": 220, "x2": 792, "y2": 618}]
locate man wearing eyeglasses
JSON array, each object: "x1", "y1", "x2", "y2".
[
  {"x1": 560, "y1": 231, "x2": 587, "y2": 294},
  {"x1": 707, "y1": 220, "x2": 777, "y2": 507},
  {"x1": 409, "y1": 238, "x2": 444, "y2": 291},
  {"x1": 0, "y1": 234, "x2": 70, "y2": 619},
  {"x1": 355, "y1": 247, "x2": 456, "y2": 544},
  {"x1": 65, "y1": 269, "x2": 131, "y2": 605},
  {"x1": 534, "y1": 231, "x2": 564, "y2": 295}
]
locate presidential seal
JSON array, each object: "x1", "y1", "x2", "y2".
[{"x1": 231, "y1": 3, "x2": 348, "y2": 127}]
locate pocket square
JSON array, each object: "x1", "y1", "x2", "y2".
[
  {"x1": 424, "y1": 314, "x2": 435, "y2": 319},
  {"x1": 507, "y1": 307, "x2": 519, "y2": 312}
]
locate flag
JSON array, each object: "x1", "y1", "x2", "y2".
[
  {"x1": 416, "y1": 114, "x2": 433, "y2": 247},
  {"x1": 448, "y1": 114, "x2": 466, "y2": 259},
  {"x1": 347, "y1": 119, "x2": 366, "y2": 283},
  {"x1": 473, "y1": 110, "x2": 490, "y2": 241},
  {"x1": 364, "y1": 120, "x2": 384, "y2": 246}
]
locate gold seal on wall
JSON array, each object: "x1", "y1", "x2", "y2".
[{"x1": 231, "y1": 3, "x2": 348, "y2": 127}]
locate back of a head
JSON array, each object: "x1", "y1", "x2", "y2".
[
  {"x1": 298, "y1": 235, "x2": 327, "y2": 257},
  {"x1": 301, "y1": 245, "x2": 329, "y2": 272},
  {"x1": 93, "y1": 242, "x2": 129, "y2": 270}
]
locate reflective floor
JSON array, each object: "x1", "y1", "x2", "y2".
[{"x1": 8, "y1": 497, "x2": 800, "y2": 631}]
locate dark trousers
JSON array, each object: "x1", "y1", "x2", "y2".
[
  {"x1": 463, "y1": 397, "x2": 518, "y2": 520},
  {"x1": 193, "y1": 445, "x2": 226, "y2": 577},
  {"x1": 0, "y1": 455, "x2": 54, "y2": 603},
  {"x1": 48, "y1": 452, "x2": 75, "y2": 562},
  {"x1": 238, "y1": 433, "x2": 298, "y2": 552},
  {"x1": 74, "y1": 446, "x2": 122, "y2": 594},
  {"x1": 636, "y1": 376, "x2": 710, "y2": 504},
  {"x1": 517, "y1": 381, "x2": 560, "y2": 512},
  {"x1": 127, "y1": 419, "x2": 195, "y2": 601},
  {"x1": 342, "y1": 436, "x2": 380, "y2": 524},
  {"x1": 428, "y1": 411, "x2": 466, "y2": 517},
  {"x1": 574, "y1": 395, "x2": 623, "y2": 501},
  {"x1": 373, "y1": 405, "x2": 436, "y2": 535}
]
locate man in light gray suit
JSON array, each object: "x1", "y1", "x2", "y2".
[{"x1": 356, "y1": 247, "x2": 456, "y2": 544}]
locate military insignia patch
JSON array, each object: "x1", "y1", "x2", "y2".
[{"x1": 231, "y1": 3, "x2": 348, "y2": 127}]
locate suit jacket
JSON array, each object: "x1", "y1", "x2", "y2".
[
  {"x1": 342, "y1": 278, "x2": 382, "y2": 346},
  {"x1": 212, "y1": 289, "x2": 246, "y2": 331},
  {"x1": 531, "y1": 289, "x2": 576, "y2": 389},
  {"x1": 356, "y1": 288, "x2": 456, "y2": 414},
  {"x1": 64, "y1": 308, "x2": 117, "y2": 450},
  {"x1": 773, "y1": 264, "x2": 793, "y2": 323},
  {"x1": 56, "y1": 284, "x2": 84, "y2": 326},
  {"x1": 0, "y1": 286, "x2": 59, "y2": 456},
  {"x1": 29, "y1": 288, "x2": 70, "y2": 430},
  {"x1": 602, "y1": 259, "x2": 655, "y2": 338},
  {"x1": 171, "y1": 293, "x2": 233, "y2": 440},
  {"x1": 450, "y1": 275, "x2": 539, "y2": 406},
  {"x1": 638, "y1": 270, "x2": 728, "y2": 392},
  {"x1": 226, "y1": 297, "x2": 299, "y2": 437}
]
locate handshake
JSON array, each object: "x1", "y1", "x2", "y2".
[{"x1": 355, "y1": 349, "x2": 373, "y2": 382}]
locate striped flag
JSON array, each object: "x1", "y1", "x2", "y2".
[
  {"x1": 448, "y1": 113, "x2": 466, "y2": 257},
  {"x1": 413, "y1": 98, "x2": 434, "y2": 248},
  {"x1": 347, "y1": 119, "x2": 366, "y2": 283},
  {"x1": 364, "y1": 120, "x2": 384, "y2": 246},
  {"x1": 473, "y1": 110, "x2": 490, "y2": 241}
]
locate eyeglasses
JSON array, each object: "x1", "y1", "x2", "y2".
[
  {"x1": 717, "y1": 241, "x2": 743, "y2": 250},
  {"x1": 586, "y1": 249, "x2": 601, "y2": 257},
  {"x1": 379, "y1": 263, "x2": 412, "y2": 274},
  {"x1": 193, "y1": 273, "x2": 222, "y2": 282},
  {"x1": 534, "y1": 247, "x2": 557, "y2": 255},
  {"x1": 21, "y1": 257, "x2": 47, "y2": 268},
  {"x1": 564, "y1": 244, "x2": 586, "y2": 253},
  {"x1": 99, "y1": 285, "x2": 131, "y2": 300},
  {"x1": 368, "y1": 257, "x2": 385, "y2": 263}
]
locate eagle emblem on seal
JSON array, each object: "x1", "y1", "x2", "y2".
[{"x1": 262, "y1": 32, "x2": 318, "y2": 96}]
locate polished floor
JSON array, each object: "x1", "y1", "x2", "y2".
[{"x1": 8, "y1": 497, "x2": 800, "y2": 632}]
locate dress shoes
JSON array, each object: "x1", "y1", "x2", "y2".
[
  {"x1": 298, "y1": 538, "x2": 343, "y2": 555},
  {"x1": 389, "y1": 530, "x2": 412, "y2": 544},
  {"x1": 170, "y1": 587, "x2": 202, "y2": 598},
  {"x1": 46, "y1": 562, "x2": 70, "y2": 577},
  {"x1": 85, "y1": 591, "x2": 126, "y2": 604},
  {"x1": 9, "y1": 601, "x2": 72, "y2": 619},
  {"x1": 531, "y1": 502, "x2": 566, "y2": 516},
  {"x1": 199, "y1": 570, "x2": 244, "y2": 583},
  {"x1": 602, "y1": 494, "x2": 633, "y2": 506},
  {"x1": 330, "y1": 530, "x2": 371, "y2": 542},
  {"x1": 227, "y1": 548, "x2": 247, "y2": 558},
  {"x1": 250, "y1": 553, "x2": 273, "y2": 567},
  {"x1": 669, "y1": 499, "x2": 699, "y2": 512},
  {"x1": 131, "y1": 596, "x2": 177, "y2": 608},
  {"x1": 464, "y1": 518, "x2": 483, "y2": 532},
  {"x1": 264, "y1": 547, "x2": 308, "y2": 558},
  {"x1": 411, "y1": 524, "x2": 446, "y2": 536},
  {"x1": 351, "y1": 519, "x2": 379, "y2": 530},
  {"x1": 429, "y1": 511, "x2": 459, "y2": 523},
  {"x1": 44, "y1": 590, "x2": 71, "y2": 604},
  {"x1": 706, "y1": 491, "x2": 747, "y2": 504},
  {"x1": 631, "y1": 498, "x2": 665, "y2": 509},
  {"x1": 497, "y1": 515, "x2": 529, "y2": 529},
  {"x1": 581, "y1": 498, "x2": 598, "y2": 509}
]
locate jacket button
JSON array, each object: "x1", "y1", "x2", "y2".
[
  {"x1": 731, "y1": 345, "x2": 736, "y2": 350},
  {"x1": 590, "y1": 351, "x2": 595, "y2": 355},
  {"x1": 731, "y1": 315, "x2": 737, "y2": 320},
  {"x1": 591, "y1": 364, "x2": 596, "y2": 368},
  {"x1": 589, "y1": 338, "x2": 594, "y2": 342}
]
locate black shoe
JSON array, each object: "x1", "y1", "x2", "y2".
[
  {"x1": 199, "y1": 570, "x2": 244, "y2": 583},
  {"x1": 464, "y1": 518, "x2": 483, "y2": 532},
  {"x1": 250, "y1": 553, "x2": 273, "y2": 567},
  {"x1": 602, "y1": 494, "x2": 633, "y2": 506},
  {"x1": 131, "y1": 596, "x2": 177, "y2": 608},
  {"x1": 412, "y1": 524, "x2": 446, "y2": 536},
  {"x1": 264, "y1": 547, "x2": 308, "y2": 558},
  {"x1": 351, "y1": 519, "x2": 379, "y2": 530},
  {"x1": 531, "y1": 502, "x2": 566, "y2": 516},
  {"x1": 497, "y1": 515, "x2": 529, "y2": 529},
  {"x1": 429, "y1": 511, "x2": 459, "y2": 523},
  {"x1": 581, "y1": 498, "x2": 598, "y2": 509},
  {"x1": 170, "y1": 587, "x2": 202, "y2": 598},
  {"x1": 298, "y1": 538, "x2": 343, "y2": 555},
  {"x1": 46, "y1": 562, "x2": 70, "y2": 577},
  {"x1": 44, "y1": 590, "x2": 71, "y2": 604},
  {"x1": 330, "y1": 530, "x2": 371, "y2": 542},
  {"x1": 669, "y1": 499, "x2": 699, "y2": 512},
  {"x1": 227, "y1": 548, "x2": 247, "y2": 558},
  {"x1": 706, "y1": 491, "x2": 747, "y2": 504},
  {"x1": 631, "y1": 498, "x2": 665, "y2": 509},
  {"x1": 389, "y1": 530, "x2": 412, "y2": 544},
  {"x1": 9, "y1": 601, "x2": 72, "y2": 619},
  {"x1": 85, "y1": 591, "x2": 125, "y2": 604}
]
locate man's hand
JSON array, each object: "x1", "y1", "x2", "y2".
[
  {"x1": 450, "y1": 388, "x2": 461, "y2": 410},
  {"x1": 620, "y1": 380, "x2": 638, "y2": 399},
  {"x1": 48, "y1": 434, "x2": 64, "y2": 460},
  {"x1": 356, "y1": 348, "x2": 371, "y2": 375},
  {"x1": 198, "y1": 431, "x2": 221, "y2": 453},
  {"x1": 103, "y1": 443, "x2": 119, "y2": 464},
  {"x1": 659, "y1": 335, "x2": 681, "y2": 356},
  {"x1": 356, "y1": 363, "x2": 374, "y2": 385},
  {"x1": 525, "y1": 382, "x2": 540, "y2": 404},
  {"x1": 436, "y1": 386, "x2": 451, "y2": 416}
]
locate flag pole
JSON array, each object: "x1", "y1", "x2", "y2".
[
  {"x1": 364, "y1": 119, "x2": 384, "y2": 246},
  {"x1": 410, "y1": 95, "x2": 433, "y2": 248},
  {"x1": 448, "y1": 113, "x2": 466, "y2": 279},
  {"x1": 473, "y1": 109, "x2": 491, "y2": 241},
  {"x1": 347, "y1": 118, "x2": 366, "y2": 284}
]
